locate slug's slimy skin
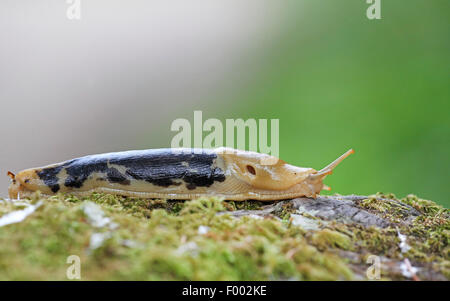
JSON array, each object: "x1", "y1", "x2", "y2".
[{"x1": 7, "y1": 148, "x2": 354, "y2": 201}]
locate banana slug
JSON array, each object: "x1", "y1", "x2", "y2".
[{"x1": 7, "y1": 148, "x2": 354, "y2": 201}]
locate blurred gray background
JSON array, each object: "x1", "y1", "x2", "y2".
[{"x1": 0, "y1": 0, "x2": 286, "y2": 197}]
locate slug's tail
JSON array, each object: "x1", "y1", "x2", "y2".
[{"x1": 309, "y1": 149, "x2": 354, "y2": 181}]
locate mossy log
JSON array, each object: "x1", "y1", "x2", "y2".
[
  {"x1": 223, "y1": 195, "x2": 448, "y2": 280},
  {"x1": 0, "y1": 193, "x2": 448, "y2": 280}
]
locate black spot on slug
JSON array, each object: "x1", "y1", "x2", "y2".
[
  {"x1": 186, "y1": 183, "x2": 196, "y2": 190},
  {"x1": 64, "y1": 160, "x2": 108, "y2": 188},
  {"x1": 50, "y1": 184, "x2": 60, "y2": 193},
  {"x1": 37, "y1": 166, "x2": 64, "y2": 193},
  {"x1": 106, "y1": 167, "x2": 131, "y2": 185}
]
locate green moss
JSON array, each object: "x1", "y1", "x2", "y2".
[
  {"x1": 358, "y1": 195, "x2": 419, "y2": 224},
  {"x1": 225, "y1": 200, "x2": 268, "y2": 211},
  {"x1": 310, "y1": 229, "x2": 352, "y2": 250},
  {"x1": 0, "y1": 192, "x2": 448, "y2": 280},
  {"x1": 360, "y1": 197, "x2": 393, "y2": 213},
  {"x1": 400, "y1": 194, "x2": 445, "y2": 215},
  {"x1": 353, "y1": 226, "x2": 400, "y2": 256},
  {"x1": 0, "y1": 194, "x2": 352, "y2": 280}
]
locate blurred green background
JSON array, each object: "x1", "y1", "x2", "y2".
[{"x1": 192, "y1": 1, "x2": 450, "y2": 206}]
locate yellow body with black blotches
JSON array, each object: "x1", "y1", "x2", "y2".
[{"x1": 8, "y1": 148, "x2": 354, "y2": 201}]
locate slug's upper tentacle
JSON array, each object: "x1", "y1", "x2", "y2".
[{"x1": 308, "y1": 149, "x2": 354, "y2": 181}]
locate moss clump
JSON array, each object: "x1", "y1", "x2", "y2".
[
  {"x1": 400, "y1": 194, "x2": 444, "y2": 215},
  {"x1": 224, "y1": 200, "x2": 268, "y2": 211},
  {"x1": 0, "y1": 192, "x2": 447, "y2": 280},
  {"x1": 310, "y1": 229, "x2": 352, "y2": 251},
  {"x1": 357, "y1": 195, "x2": 419, "y2": 224},
  {"x1": 352, "y1": 226, "x2": 400, "y2": 256}
]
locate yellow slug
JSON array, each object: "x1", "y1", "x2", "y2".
[{"x1": 7, "y1": 148, "x2": 354, "y2": 201}]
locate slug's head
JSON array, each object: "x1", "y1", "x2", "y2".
[
  {"x1": 7, "y1": 168, "x2": 47, "y2": 199},
  {"x1": 216, "y1": 148, "x2": 316, "y2": 190},
  {"x1": 216, "y1": 148, "x2": 354, "y2": 199}
]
